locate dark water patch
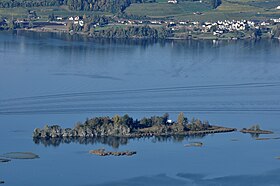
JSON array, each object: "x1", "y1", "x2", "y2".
[
  {"x1": 1, "y1": 152, "x2": 39, "y2": 160},
  {"x1": 86, "y1": 169, "x2": 280, "y2": 186},
  {"x1": 177, "y1": 169, "x2": 280, "y2": 186},
  {"x1": 10, "y1": 130, "x2": 27, "y2": 133},
  {"x1": 0, "y1": 158, "x2": 11, "y2": 163},
  {"x1": 89, "y1": 174, "x2": 188, "y2": 186},
  {"x1": 53, "y1": 73, "x2": 122, "y2": 81}
]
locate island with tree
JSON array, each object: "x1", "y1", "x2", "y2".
[
  {"x1": 240, "y1": 124, "x2": 273, "y2": 134},
  {"x1": 33, "y1": 113, "x2": 236, "y2": 139}
]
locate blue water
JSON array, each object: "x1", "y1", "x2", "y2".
[{"x1": 0, "y1": 31, "x2": 280, "y2": 185}]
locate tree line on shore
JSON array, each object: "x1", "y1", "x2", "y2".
[
  {"x1": 88, "y1": 25, "x2": 172, "y2": 39},
  {"x1": 66, "y1": 15, "x2": 172, "y2": 39}
]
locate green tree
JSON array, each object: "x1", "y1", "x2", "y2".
[
  {"x1": 28, "y1": 21, "x2": 34, "y2": 28},
  {"x1": 8, "y1": 19, "x2": 15, "y2": 30},
  {"x1": 48, "y1": 13, "x2": 55, "y2": 21},
  {"x1": 177, "y1": 112, "x2": 187, "y2": 125},
  {"x1": 113, "y1": 114, "x2": 121, "y2": 125}
]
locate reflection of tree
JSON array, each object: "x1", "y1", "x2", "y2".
[
  {"x1": 250, "y1": 133, "x2": 260, "y2": 138},
  {"x1": 34, "y1": 134, "x2": 206, "y2": 148},
  {"x1": 153, "y1": 134, "x2": 206, "y2": 143},
  {"x1": 33, "y1": 136, "x2": 129, "y2": 149}
]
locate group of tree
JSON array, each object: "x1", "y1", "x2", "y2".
[
  {"x1": 33, "y1": 112, "x2": 214, "y2": 139},
  {"x1": 0, "y1": 0, "x2": 153, "y2": 13},
  {"x1": 89, "y1": 25, "x2": 172, "y2": 39},
  {"x1": 272, "y1": 25, "x2": 280, "y2": 39},
  {"x1": 80, "y1": 112, "x2": 211, "y2": 132},
  {"x1": 0, "y1": 0, "x2": 63, "y2": 8},
  {"x1": 0, "y1": 17, "x2": 35, "y2": 30}
]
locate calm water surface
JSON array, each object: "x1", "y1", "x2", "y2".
[{"x1": 0, "y1": 31, "x2": 280, "y2": 185}]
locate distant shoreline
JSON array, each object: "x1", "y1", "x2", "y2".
[
  {"x1": 2, "y1": 20, "x2": 279, "y2": 41},
  {"x1": 13, "y1": 26, "x2": 280, "y2": 41}
]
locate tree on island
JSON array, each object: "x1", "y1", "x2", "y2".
[
  {"x1": 33, "y1": 113, "x2": 220, "y2": 139},
  {"x1": 249, "y1": 124, "x2": 261, "y2": 131}
]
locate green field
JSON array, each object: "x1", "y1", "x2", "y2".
[
  {"x1": 0, "y1": 6, "x2": 112, "y2": 20},
  {"x1": 125, "y1": 2, "x2": 212, "y2": 18},
  {"x1": 126, "y1": 0, "x2": 280, "y2": 21},
  {"x1": 0, "y1": 0, "x2": 279, "y2": 22}
]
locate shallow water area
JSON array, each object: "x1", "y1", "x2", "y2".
[
  {"x1": 0, "y1": 31, "x2": 280, "y2": 185},
  {"x1": 1, "y1": 152, "x2": 39, "y2": 160}
]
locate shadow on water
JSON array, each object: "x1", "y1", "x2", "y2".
[
  {"x1": 85, "y1": 169, "x2": 280, "y2": 186},
  {"x1": 33, "y1": 134, "x2": 205, "y2": 148}
]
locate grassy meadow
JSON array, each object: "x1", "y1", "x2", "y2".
[
  {"x1": 125, "y1": 0, "x2": 280, "y2": 21},
  {"x1": 0, "y1": 6, "x2": 112, "y2": 20},
  {"x1": 0, "y1": 0, "x2": 279, "y2": 21}
]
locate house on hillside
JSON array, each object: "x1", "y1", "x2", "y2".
[
  {"x1": 168, "y1": 0, "x2": 177, "y2": 4},
  {"x1": 74, "y1": 16, "x2": 80, "y2": 21}
]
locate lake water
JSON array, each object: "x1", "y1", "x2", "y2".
[{"x1": 1, "y1": 31, "x2": 280, "y2": 185}]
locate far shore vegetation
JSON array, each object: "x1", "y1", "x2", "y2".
[{"x1": 0, "y1": 0, "x2": 280, "y2": 40}]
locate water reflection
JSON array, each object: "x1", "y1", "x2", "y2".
[
  {"x1": 89, "y1": 169, "x2": 280, "y2": 186},
  {"x1": 33, "y1": 134, "x2": 205, "y2": 148},
  {"x1": 33, "y1": 136, "x2": 129, "y2": 148}
]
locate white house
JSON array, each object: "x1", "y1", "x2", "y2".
[
  {"x1": 276, "y1": 6, "x2": 280, "y2": 10},
  {"x1": 69, "y1": 17, "x2": 74, "y2": 21},
  {"x1": 167, "y1": 120, "x2": 173, "y2": 124},
  {"x1": 168, "y1": 0, "x2": 177, "y2": 4},
  {"x1": 74, "y1": 16, "x2": 80, "y2": 21},
  {"x1": 79, "y1": 20, "x2": 84, "y2": 27}
]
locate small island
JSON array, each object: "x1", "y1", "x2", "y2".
[
  {"x1": 33, "y1": 113, "x2": 236, "y2": 139},
  {"x1": 89, "y1": 149, "x2": 136, "y2": 156},
  {"x1": 240, "y1": 124, "x2": 273, "y2": 135}
]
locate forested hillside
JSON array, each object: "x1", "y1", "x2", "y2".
[
  {"x1": 0, "y1": 0, "x2": 219, "y2": 13},
  {"x1": 0, "y1": 0, "x2": 149, "y2": 13}
]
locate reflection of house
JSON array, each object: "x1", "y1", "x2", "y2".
[{"x1": 168, "y1": 0, "x2": 177, "y2": 4}]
